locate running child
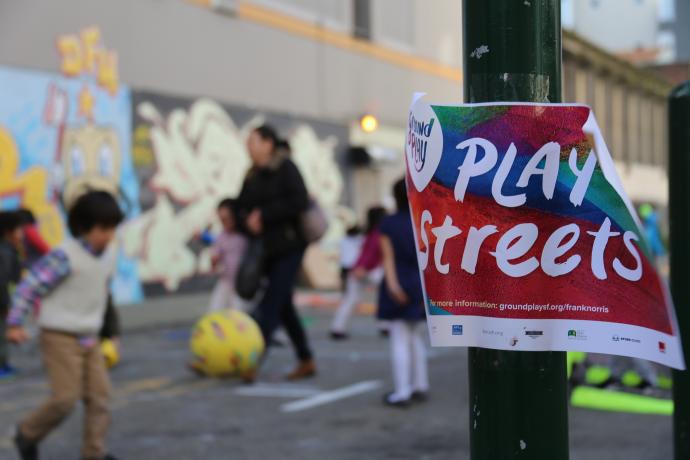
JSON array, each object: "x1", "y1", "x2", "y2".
[{"x1": 7, "y1": 191, "x2": 124, "y2": 460}]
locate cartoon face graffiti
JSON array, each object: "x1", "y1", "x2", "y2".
[{"x1": 61, "y1": 124, "x2": 122, "y2": 209}]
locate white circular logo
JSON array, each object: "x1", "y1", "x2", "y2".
[{"x1": 406, "y1": 97, "x2": 443, "y2": 192}]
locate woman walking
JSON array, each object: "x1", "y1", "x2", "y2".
[{"x1": 236, "y1": 125, "x2": 315, "y2": 381}]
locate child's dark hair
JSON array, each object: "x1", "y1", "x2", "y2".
[
  {"x1": 0, "y1": 210, "x2": 22, "y2": 236},
  {"x1": 68, "y1": 191, "x2": 124, "y2": 237},
  {"x1": 16, "y1": 208, "x2": 37, "y2": 225},
  {"x1": 393, "y1": 178, "x2": 408, "y2": 211},
  {"x1": 346, "y1": 224, "x2": 361, "y2": 236},
  {"x1": 366, "y1": 206, "x2": 387, "y2": 233},
  {"x1": 254, "y1": 124, "x2": 280, "y2": 147},
  {"x1": 217, "y1": 198, "x2": 237, "y2": 213}
]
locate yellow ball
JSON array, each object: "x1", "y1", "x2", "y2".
[
  {"x1": 189, "y1": 310, "x2": 265, "y2": 377},
  {"x1": 100, "y1": 339, "x2": 120, "y2": 369}
]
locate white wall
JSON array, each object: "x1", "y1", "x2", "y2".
[
  {"x1": 371, "y1": 0, "x2": 461, "y2": 68},
  {"x1": 570, "y1": 0, "x2": 657, "y2": 52},
  {"x1": 0, "y1": 0, "x2": 462, "y2": 128}
]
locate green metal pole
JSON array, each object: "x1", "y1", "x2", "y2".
[
  {"x1": 670, "y1": 80, "x2": 690, "y2": 460},
  {"x1": 462, "y1": 1, "x2": 569, "y2": 459}
]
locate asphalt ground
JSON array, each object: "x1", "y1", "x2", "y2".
[{"x1": 0, "y1": 291, "x2": 673, "y2": 459}]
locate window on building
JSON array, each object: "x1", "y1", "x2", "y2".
[
  {"x1": 250, "y1": 0, "x2": 351, "y2": 32},
  {"x1": 561, "y1": 0, "x2": 575, "y2": 29},
  {"x1": 353, "y1": 0, "x2": 371, "y2": 40},
  {"x1": 657, "y1": 0, "x2": 675, "y2": 22},
  {"x1": 370, "y1": 0, "x2": 414, "y2": 51},
  {"x1": 657, "y1": 30, "x2": 676, "y2": 63}
]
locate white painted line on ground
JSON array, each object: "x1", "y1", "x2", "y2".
[
  {"x1": 280, "y1": 380, "x2": 382, "y2": 413},
  {"x1": 310, "y1": 348, "x2": 451, "y2": 361},
  {"x1": 234, "y1": 384, "x2": 321, "y2": 399}
]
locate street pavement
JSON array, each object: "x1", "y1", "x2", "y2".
[{"x1": 0, "y1": 291, "x2": 673, "y2": 459}]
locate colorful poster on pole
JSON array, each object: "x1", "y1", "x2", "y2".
[{"x1": 405, "y1": 94, "x2": 684, "y2": 369}]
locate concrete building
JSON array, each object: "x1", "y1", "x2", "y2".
[
  {"x1": 562, "y1": 0, "x2": 687, "y2": 65},
  {"x1": 562, "y1": 31, "x2": 672, "y2": 215},
  {"x1": 0, "y1": 0, "x2": 674, "y2": 298},
  {"x1": 0, "y1": 0, "x2": 462, "y2": 130},
  {"x1": 673, "y1": 0, "x2": 690, "y2": 61},
  {"x1": 562, "y1": 0, "x2": 660, "y2": 53}
]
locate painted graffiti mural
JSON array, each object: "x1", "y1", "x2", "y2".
[
  {"x1": 0, "y1": 64, "x2": 142, "y2": 304},
  {"x1": 0, "y1": 27, "x2": 351, "y2": 302},
  {"x1": 125, "y1": 92, "x2": 350, "y2": 295},
  {"x1": 56, "y1": 26, "x2": 120, "y2": 95}
]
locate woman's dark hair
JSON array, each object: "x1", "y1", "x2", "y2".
[
  {"x1": 253, "y1": 124, "x2": 280, "y2": 147},
  {"x1": 16, "y1": 208, "x2": 36, "y2": 225},
  {"x1": 393, "y1": 178, "x2": 409, "y2": 211},
  {"x1": 275, "y1": 138, "x2": 291, "y2": 153},
  {"x1": 366, "y1": 206, "x2": 387, "y2": 233},
  {"x1": 0, "y1": 211, "x2": 22, "y2": 236},
  {"x1": 68, "y1": 191, "x2": 124, "y2": 237}
]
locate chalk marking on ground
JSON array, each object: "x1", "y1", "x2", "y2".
[
  {"x1": 281, "y1": 380, "x2": 382, "y2": 413},
  {"x1": 114, "y1": 377, "x2": 171, "y2": 396},
  {"x1": 235, "y1": 383, "x2": 320, "y2": 398},
  {"x1": 157, "y1": 379, "x2": 216, "y2": 398},
  {"x1": 111, "y1": 378, "x2": 216, "y2": 410}
]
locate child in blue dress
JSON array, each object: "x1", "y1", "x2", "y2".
[{"x1": 378, "y1": 178, "x2": 429, "y2": 406}]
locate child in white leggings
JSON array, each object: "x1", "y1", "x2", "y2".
[
  {"x1": 388, "y1": 321, "x2": 429, "y2": 403},
  {"x1": 330, "y1": 207, "x2": 387, "y2": 339},
  {"x1": 377, "y1": 179, "x2": 429, "y2": 406}
]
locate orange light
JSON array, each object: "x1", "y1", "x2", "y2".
[{"x1": 360, "y1": 114, "x2": 379, "y2": 133}]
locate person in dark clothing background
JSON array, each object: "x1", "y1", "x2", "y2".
[
  {"x1": 236, "y1": 125, "x2": 315, "y2": 382},
  {"x1": 16, "y1": 209, "x2": 50, "y2": 270},
  {"x1": 0, "y1": 211, "x2": 22, "y2": 379},
  {"x1": 100, "y1": 294, "x2": 120, "y2": 342}
]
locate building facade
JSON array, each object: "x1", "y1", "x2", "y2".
[{"x1": 0, "y1": 0, "x2": 673, "y2": 300}]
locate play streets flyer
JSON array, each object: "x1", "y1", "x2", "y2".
[{"x1": 405, "y1": 94, "x2": 684, "y2": 369}]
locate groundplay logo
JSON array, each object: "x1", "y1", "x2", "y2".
[
  {"x1": 406, "y1": 94, "x2": 442, "y2": 192},
  {"x1": 409, "y1": 115, "x2": 434, "y2": 172},
  {"x1": 452, "y1": 325, "x2": 463, "y2": 336}
]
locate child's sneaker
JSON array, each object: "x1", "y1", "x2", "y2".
[
  {"x1": 411, "y1": 390, "x2": 429, "y2": 403},
  {"x1": 329, "y1": 331, "x2": 349, "y2": 341},
  {"x1": 0, "y1": 365, "x2": 17, "y2": 380},
  {"x1": 14, "y1": 426, "x2": 38, "y2": 460},
  {"x1": 382, "y1": 392, "x2": 411, "y2": 408}
]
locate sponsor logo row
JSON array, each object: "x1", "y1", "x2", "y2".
[{"x1": 446, "y1": 325, "x2": 666, "y2": 354}]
